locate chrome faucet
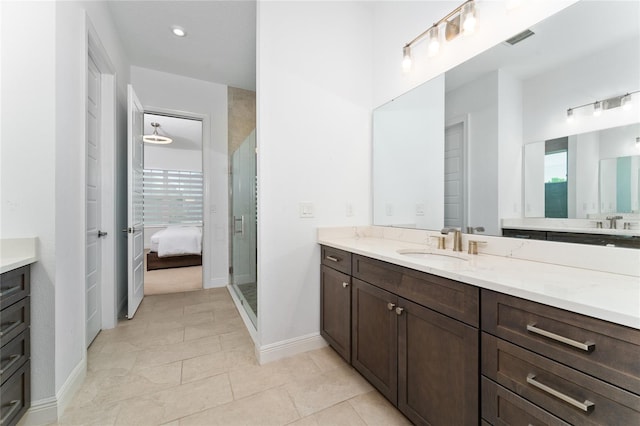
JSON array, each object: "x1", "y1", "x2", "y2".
[
  {"x1": 441, "y1": 228, "x2": 463, "y2": 252},
  {"x1": 606, "y1": 215, "x2": 623, "y2": 229}
]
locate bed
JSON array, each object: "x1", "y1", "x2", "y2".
[{"x1": 147, "y1": 226, "x2": 203, "y2": 271}]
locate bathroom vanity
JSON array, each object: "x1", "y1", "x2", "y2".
[
  {"x1": 319, "y1": 227, "x2": 639, "y2": 425},
  {"x1": 0, "y1": 239, "x2": 36, "y2": 426}
]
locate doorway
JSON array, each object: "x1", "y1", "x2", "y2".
[
  {"x1": 444, "y1": 121, "x2": 467, "y2": 230},
  {"x1": 141, "y1": 113, "x2": 204, "y2": 295}
]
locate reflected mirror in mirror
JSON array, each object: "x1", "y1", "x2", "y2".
[
  {"x1": 524, "y1": 123, "x2": 640, "y2": 218},
  {"x1": 372, "y1": 0, "x2": 639, "y2": 236}
]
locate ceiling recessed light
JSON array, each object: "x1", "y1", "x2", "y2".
[{"x1": 172, "y1": 26, "x2": 186, "y2": 37}]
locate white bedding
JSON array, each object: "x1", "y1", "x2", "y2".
[{"x1": 150, "y1": 226, "x2": 202, "y2": 257}]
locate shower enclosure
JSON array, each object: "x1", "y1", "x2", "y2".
[{"x1": 230, "y1": 130, "x2": 257, "y2": 327}]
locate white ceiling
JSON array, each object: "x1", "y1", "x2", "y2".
[
  {"x1": 144, "y1": 113, "x2": 202, "y2": 150},
  {"x1": 107, "y1": 0, "x2": 257, "y2": 91}
]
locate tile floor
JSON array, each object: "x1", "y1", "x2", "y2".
[{"x1": 55, "y1": 288, "x2": 411, "y2": 425}]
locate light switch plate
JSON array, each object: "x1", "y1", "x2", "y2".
[{"x1": 299, "y1": 202, "x2": 314, "y2": 218}]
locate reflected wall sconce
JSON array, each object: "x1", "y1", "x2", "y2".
[
  {"x1": 402, "y1": 0, "x2": 477, "y2": 72},
  {"x1": 143, "y1": 122, "x2": 173, "y2": 144},
  {"x1": 566, "y1": 90, "x2": 639, "y2": 122}
]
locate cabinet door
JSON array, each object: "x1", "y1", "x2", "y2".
[
  {"x1": 398, "y1": 298, "x2": 479, "y2": 425},
  {"x1": 352, "y1": 278, "x2": 398, "y2": 404},
  {"x1": 320, "y1": 265, "x2": 352, "y2": 362}
]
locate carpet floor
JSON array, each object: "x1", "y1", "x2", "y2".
[{"x1": 144, "y1": 250, "x2": 202, "y2": 295}]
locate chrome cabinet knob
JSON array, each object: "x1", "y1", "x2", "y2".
[
  {"x1": 342, "y1": 282, "x2": 349, "y2": 288},
  {"x1": 387, "y1": 302, "x2": 396, "y2": 311},
  {"x1": 395, "y1": 307, "x2": 404, "y2": 315}
]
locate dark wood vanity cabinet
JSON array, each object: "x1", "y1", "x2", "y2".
[
  {"x1": 481, "y1": 289, "x2": 640, "y2": 425},
  {"x1": 320, "y1": 246, "x2": 352, "y2": 363},
  {"x1": 502, "y1": 228, "x2": 640, "y2": 249},
  {"x1": 1, "y1": 265, "x2": 31, "y2": 426},
  {"x1": 322, "y1": 247, "x2": 479, "y2": 425}
]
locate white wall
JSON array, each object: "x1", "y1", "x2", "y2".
[
  {"x1": 144, "y1": 146, "x2": 202, "y2": 172},
  {"x1": 498, "y1": 69, "x2": 524, "y2": 222},
  {"x1": 1, "y1": 0, "x2": 57, "y2": 404},
  {"x1": 446, "y1": 71, "x2": 499, "y2": 234},
  {"x1": 573, "y1": 132, "x2": 600, "y2": 218},
  {"x1": 373, "y1": 75, "x2": 445, "y2": 229},
  {"x1": 1, "y1": 0, "x2": 130, "y2": 418},
  {"x1": 523, "y1": 142, "x2": 545, "y2": 217},
  {"x1": 257, "y1": 0, "x2": 372, "y2": 348},
  {"x1": 523, "y1": 37, "x2": 640, "y2": 144},
  {"x1": 131, "y1": 66, "x2": 228, "y2": 288}
]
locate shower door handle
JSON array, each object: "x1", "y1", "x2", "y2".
[{"x1": 234, "y1": 215, "x2": 244, "y2": 235}]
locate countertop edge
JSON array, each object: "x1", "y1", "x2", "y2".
[
  {"x1": 319, "y1": 237, "x2": 640, "y2": 330},
  {"x1": 0, "y1": 256, "x2": 38, "y2": 274}
]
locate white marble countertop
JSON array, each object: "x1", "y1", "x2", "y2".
[
  {"x1": 1, "y1": 238, "x2": 38, "y2": 274},
  {"x1": 319, "y1": 232, "x2": 640, "y2": 330}
]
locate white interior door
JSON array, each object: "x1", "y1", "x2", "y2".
[
  {"x1": 86, "y1": 55, "x2": 102, "y2": 345},
  {"x1": 444, "y1": 122, "x2": 465, "y2": 229},
  {"x1": 127, "y1": 85, "x2": 144, "y2": 318}
]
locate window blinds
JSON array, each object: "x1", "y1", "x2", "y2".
[{"x1": 143, "y1": 169, "x2": 203, "y2": 225}]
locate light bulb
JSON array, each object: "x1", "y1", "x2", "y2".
[
  {"x1": 462, "y1": 1, "x2": 477, "y2": 35},
  {"x1": 593, "y1": 101, "x2": 602, "y2": 117},
  {"x1": 428, "y1": 26, "x2": 440, "y2": 56},
  {"x1": 402, "y1": 45, "x2": 412, "y2": 73},
  {"x1": 172, "y1": 26, "x2": 186, "y2": 37},
  {"x1": 566, "y1": 108, "x2": 574, "y2": 123},
  {"x1": 621, "y1": 94, "x2": 633, "y2": 111}
]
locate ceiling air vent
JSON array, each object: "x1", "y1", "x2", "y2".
[{"x1": 505, "y1": 29, "x2": 535, "y2": 45}]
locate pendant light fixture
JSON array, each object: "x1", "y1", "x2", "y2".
[{"x1": 143, "y1": 122, "x2": 173, "y2": 144}]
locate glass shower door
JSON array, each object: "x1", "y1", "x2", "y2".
[{"x1": 230, "y1": 130, "x2": 257, "y2": 327}]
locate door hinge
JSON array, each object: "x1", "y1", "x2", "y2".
[{"x1": 229, "y1": 266, "x2": 233, "y2": 274}]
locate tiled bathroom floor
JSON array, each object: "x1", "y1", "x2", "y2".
[{"x1": 55, "y1": 288, "x2": 410, "y2": 425}]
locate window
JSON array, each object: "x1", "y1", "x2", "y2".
[
  {"x1": 544, "y1": 137, "x2": 568, "y2": 218},
  {"x1": 143, "y1": 169, "x2": 203, "y2": 225}
]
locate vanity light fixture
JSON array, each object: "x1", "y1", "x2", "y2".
[
  {"x1": 401, "y1": 0, "x2": 478, "y2": 72},
  {"x1": 565, "y1": 90, "x2": 639, "y2": 121},
  {"x1": 143, "y1": 122, "x2": 173, "y2": 144}
]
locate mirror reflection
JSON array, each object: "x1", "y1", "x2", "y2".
[{"x1": 372, "y1": 0, "x2": 640, "y2": 236}]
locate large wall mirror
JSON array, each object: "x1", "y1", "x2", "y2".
[{"x1": 373, "y1": 0, "x2": 640, "y2": 236}]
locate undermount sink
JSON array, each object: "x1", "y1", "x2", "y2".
[{"x1": 396, "y1": 249, "x2": 469, "y2": 261}]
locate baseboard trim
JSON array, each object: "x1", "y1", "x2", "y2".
[
  {"x1": 206, "y1": 277, "x2": 228, "y2": 289},
  {"x1": 20, "y1": 352, "x2": 87, "y2": 425},
  {"x1": 55, "y1": 355, "x2": 87, "y2": 417},
  {"x1": 258, "y1": 333, "x2": 327, "y2": 365},
  {"x1": 227, "y1": 285, "x2": 258, "y2": 345},
  {"x1": 18, "y1": 397, "x2": 57, "y2": 426}
]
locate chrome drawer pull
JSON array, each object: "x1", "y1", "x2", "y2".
[
  {"x1": 0, "y1": 321, "x2": 21, "y2": 337},
  {"x1": 0, "y1": 354, "x2": 21, "y2": 375},
  {"x1": 526, "y1": 374, "x2": 594, "y2": 413},
  {"x1": 0, "y1": 285, "x2": 21, "y2": 298},
  {"x1": 526, "y1": 324, "x2": 595, "y2": 352},
  {"x1": 325, "y1": 255, "x2": 339, "y2": 262},
  {"x1": 0, "y1": 400, "x2": 21, "y2": 425}
]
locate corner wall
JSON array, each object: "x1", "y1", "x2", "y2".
[{"x1": 256, "y1": 0, "x2": 373, "y2": 350}]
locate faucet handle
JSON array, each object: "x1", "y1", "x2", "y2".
[
  {"x1": 467, "y1": 240, "x2": 487, "y2": 255},
  {"x1": 430, "y1": 235, "x2": 446, "y2": 250}
]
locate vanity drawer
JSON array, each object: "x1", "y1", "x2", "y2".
[
  {"x1": 482, "y1": 290, "x2": 640, "y2": 394},
  {"x1": 398, "y1": 268, "x2": 478, "y2": 327},
  {"x1": 0, "y1": 266, "x2": 30, "y2": 310},
  {"x1": 502, "y1": 229, "x2": 547, "y2": 240},
  {"x1": 482, "y1": 333, "x2": 640, "y2": 426},
  {"x1": 352, "y1": 254, "x2": 402, "y2": 294},
  {"x1": 0, "y1": 360, "x2": 30, "y2": 426},
  {"x1": 321, "y1": 246, "x2": 352, "y2": 275},
  {"x1": 0, "y1": 297, "x2": 30, "y2": 348},
  {"x1": 0, "y1": 329, "x2": 30, "y2": 385},
  {"x1": 481, "y1": 377, "x2": 570, "y2": 426}
]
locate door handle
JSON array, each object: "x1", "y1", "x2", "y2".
[
  {"x1": 121, "y1": 227, "x2": 138, "y2": 234},
  {"x1": 98, "y1": 230, "x2": 108, "y2": 238},
  {"x1": 233, "y1": 216, "x2": 244, "y2": 235}
]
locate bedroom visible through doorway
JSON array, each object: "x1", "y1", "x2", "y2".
[{"x1": 142, "y1": 113, "x2": 204, "y2": 295}]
